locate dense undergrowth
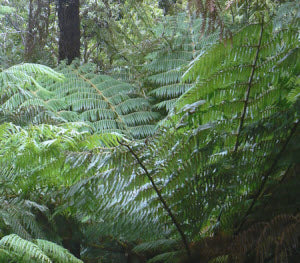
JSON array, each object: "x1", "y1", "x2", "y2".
[{"x1": 0, "y1": 1, "x2": 299, "y2": 262}]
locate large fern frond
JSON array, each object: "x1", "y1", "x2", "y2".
[
  {"x1": 1, "y1": 62, "x2": 159, "y2": 138},
  {"x1": 53, "y1": 62, "x2": 159, "y2": 138}
]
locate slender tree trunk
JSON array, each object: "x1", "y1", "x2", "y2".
[
  {"x1": 25, "y1": 0, "x2": 34, "y2": 61},
  {"x1": 58, "y1": 0, "x2": 80, "y2": 64}
]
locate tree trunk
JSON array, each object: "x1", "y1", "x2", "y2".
[
  {"x1": 58, "y1": 0, "x2": 80, "y2": 64},
  {"x1": 25, "y1": 0, "x2": 52, "y2": 62}
]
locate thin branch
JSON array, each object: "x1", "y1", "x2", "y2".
[
  {"x1": 234, "y1": 21, "x2": 264, "y2": 152},
  {"x1": 117, "y1": 139, "x2": 191, "y2": 257},
  {"x1": 235, "y1": 121, "x2": 299, "y2": 234}
]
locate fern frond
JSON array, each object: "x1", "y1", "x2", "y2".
[
  {"x1": 0, "y1": 234, "x2": 83, "y2": 263},
  {"x1": 0, "y1": 63, "x2": 64, "y2": 125},
  {"x1": 35, "y1": 239, "x2": 83, "y2": 263},
  {"x1": 100, "y1": 6, "x2": 300, "y2": 258},
  {"x1": 144, "y1": 13, "x2": 218, "y2": 113},
  {"x1": 0, "y1": 234, "x2": 52, "y2": 263},
  {"x1": 1, "y1": 62, "x2": 158, "y2": 138}
]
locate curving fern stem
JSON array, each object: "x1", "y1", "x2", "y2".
[
  {"x1": 234, "y1": 19, "x2": 264, "y2": 152},
  {"x1": 117, "y1": 139, "x2": 192, "y2": 258}
]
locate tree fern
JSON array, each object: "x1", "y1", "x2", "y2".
[
  {"x1": 0, "y1": 198, "x2": 47, "y2": 241},
  {"x1": 70, "y1": 2, "x2": 300, "y2": 261},
  {"x1": 169, "y1": 12, "x2": 300, "y2": 237},
  {"x1": 133, "y1": 239, "x2": 179, "y2": 254},
  {"x1": 0, "y1": 162, "x2": 50, "y2": 241},
  {"x1": 147, "y1": 251, "x2": 183, "y2": 263}
]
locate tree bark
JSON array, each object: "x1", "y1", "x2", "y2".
[{"x1": 58, "y1": 0, "x2": 80, "y2": 64}]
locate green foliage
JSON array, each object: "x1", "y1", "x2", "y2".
[
  {"x1": 0, "y1": 234, "x2": 52, "y2": 263},
  {"x1": 0, "y1": 63, "x2": 64, "y2": 124},
  {"x1": 0, "y1": 62, "x2": 158, "y2": 138},
  {"x1": 1, "y1": 1, "x2": 300, "y2": 263},
  {"x1": 0, "y1": 1, "x2": 31, "y2": 67},
  {"x1": 0, "y1": 234, "x2": 83, "y2": 263},
  {"x1": 0, "y1": 5, "x2": 15, "y2": 18},
  {"x1": 35, "y1": 239, "x2": 83, "y2": 263},
  {"x1": 68, "y1": 2, "x2": 299, "y2": 261},
  {"x1": 133, "y1": 239, "x2": 179, "y2": 254},
  {"x1": 147, "y1": 251, "x2": 182, "y2": 263},
  {"x1": 0, "y1": 195, "x2": 47, "y2": 240},
  {"x1": 0, "y1": 62, "x2": 159, "y2": 140},
  {"x1": 144, "y1": 12, "x2": 218, "y2": 112},
  {"x1": 52, "y1": 62, "x2": 159, "y2": 138},
  {"x1": 80, "y1": 0, "x2": 166, "y2": 71}
]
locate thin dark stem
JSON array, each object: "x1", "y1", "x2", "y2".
[
  {"x1": 234, "y1": 21, "x2": 264, "y2": 152},
  {"x1": 118, "y1": 139, "x2": 191, "y2": 257},
  {"x1": 235, "y1": 121, "x2": 298, "y2": 234}
]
